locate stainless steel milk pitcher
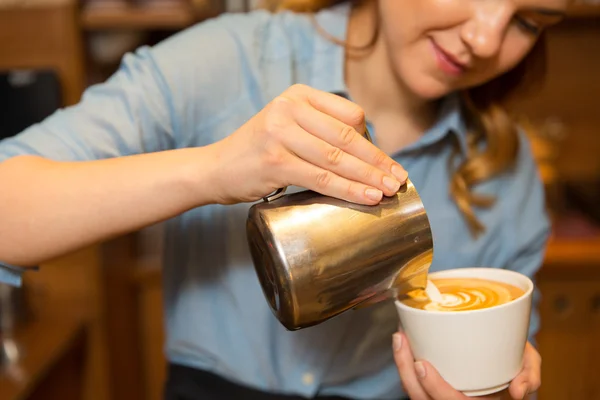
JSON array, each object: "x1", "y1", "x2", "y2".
[{"x1": 246, "y1": 132, "x2": 433, "y2": 330}]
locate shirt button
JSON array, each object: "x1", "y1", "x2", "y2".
[{"x1": 302, "y1": 372, "x2": 315, "y2": 386}]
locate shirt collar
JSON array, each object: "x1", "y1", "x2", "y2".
[
  {"x1": 308, "y1": 3, "x2": 469, "y2": 156},
  {"x1": 400, "y1": 93, "x2": 469, "y2": 156}
]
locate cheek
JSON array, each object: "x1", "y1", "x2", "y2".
[
  {"x1": 379, "y1": 0, "x2": 465, "y2": 43},
  {"x1": 378, "y1": 1, "x2": 412, "y2": 45},
  {"x1": 492, "y1": 36, "x2": 536, "y2": 78},
  {"x1": 461, "y1": 35, "x2": 536, "y2": 90},
  {"x1": 378, "y1": 0, "x2": 448, "y2": 47},
  {"x1": 394, "y1": 42, "x2": 456, "y2": 99}
]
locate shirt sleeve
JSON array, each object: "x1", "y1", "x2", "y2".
[
  {"x1": 0, "y1": 47, "x2": 177, "y2": 163},
  {"x1": 0, "y1": 266, "x2": 23, "y2": 286},
  {"x1": 501, "y1": 131, "x2": 552, "y2": 345}
]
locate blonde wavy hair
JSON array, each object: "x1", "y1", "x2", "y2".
[{"x1": 262, "y1": 0, "x2": 547, "y2": 236}]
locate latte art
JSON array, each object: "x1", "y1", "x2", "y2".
[{"x1": 401, "y1": 278, "x2": 525, "y2": 312}]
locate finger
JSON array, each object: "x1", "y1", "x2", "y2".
[
  {"x1": 508, "y1": 368, "x2": 529, "y2": 399},
  {"x1": 508, "y1": 343, "x2": 541, "y2": 399},
  {"x1": 470, "y1": 389, "x2": 508, "y2": 400},
  {"x1": 413, "y1": 360, "x2": 467, "y2": 400},
  {"x1": 287, "y1": 84, "x2": 367, "y2": 133},
  {"x1": 292, "y1": 100, "x2": 408, "y2": 183},
  {"x1": 508, "y1": 342, "x2": 541, "y2": 399},
  {"x1": 281, "y1": 155, "x2": 384, "y2": 205},
  {"x1": 280, "y1": 123, "x2": 401, "y2": 197},
  {"x1": 392, "y1": 333, "x2": 431, "y2": 400}
]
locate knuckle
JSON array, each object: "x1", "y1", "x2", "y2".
[
  {"x1": 348, "y1": 106, "x2": 365, "y2": 128},
  {"x1": 326, "y1": 146, "x2": 344, "y2": 166},
  {"x1": 262, "y1": 143, "x2": 286, "y2": 168},
  {"x1": 263, "y1": 119, "x2": 283, "y2": 138},
  {"x1": 345, "y1": 182, "x2": 361, "y2": 200},
  {"x1": 338, "y1": 125, "x2": 357, "y2": 147},
  {"x1": 315, "y1": 170, "x2": 332, "y2": 189},
  {"x1": 360, "y1": 165, "x2": 375, "y2": 182},
  {"x1": 372, "y1": 150, "x2": 389, "y2": 167},
  {"x1": 263, "y1": 112, "x2": 288, "y2": 138},
  {"x1": 270, "y1": 95, "x2": 294, "y2": 112},
  {"x1": 287, "y1": 83, "x2": 308, "y2": 95}
]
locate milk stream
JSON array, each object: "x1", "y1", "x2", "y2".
[{"x1": 425, "y1": 279, "x2": 443, "y2": 303}]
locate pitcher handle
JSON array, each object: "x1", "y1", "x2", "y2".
[
  {"x1": 264, "y1": 187, "x2": 288, "y2": 202},
  {"x1": 263, "y1": 126, "x2": 373, "y2": 203}
]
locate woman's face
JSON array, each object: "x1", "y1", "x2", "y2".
[{"x1": 377, "y1": 0, "x2": 570, "y2": 99}]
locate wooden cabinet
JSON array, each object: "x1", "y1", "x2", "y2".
[
  {"x1": 537, "y1": 279, "x2": 600, "y2": 400},
  {"x1": 100, "y1": 233, "x2": 167, "y2": 400},
  {"x1": 0, "y1": 0, "x2": 85, "y2": 107},
  {"x1": 536, "y1": 240, "x2": 600, "y2": 400},
  {"x1": 514, "y1": 11, "x2": 600, "y2": 399},
  {"x1": 137, "y1": 264, "x2": 167, "y2": 400},
  {"x1": 0, "y1": 302, "x2": 88, "y2": 400}
]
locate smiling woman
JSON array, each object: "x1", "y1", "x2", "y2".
[
  {"x1": 272, "y1": 0, "x2": 568, "y2": 235},
  {"x1": 0, "y1": 0, "x2": 569, "y2": 400}
]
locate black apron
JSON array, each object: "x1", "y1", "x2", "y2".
[{"x1": 164, "y1": 363, "x2": 408, "y2": 400}]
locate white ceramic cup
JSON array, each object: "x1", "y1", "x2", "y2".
[{"x1": 394, "y1": 267, "x2": 534, "y2": 397}]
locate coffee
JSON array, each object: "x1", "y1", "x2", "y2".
[{"x1": 400, "y1": 278, "x2": 525, "y2": 312}]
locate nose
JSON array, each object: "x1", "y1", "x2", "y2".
[{"x1": 460, "y1": 2, "x2": 513, "y2": 59}]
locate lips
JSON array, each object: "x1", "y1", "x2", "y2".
[{"x1": 430, "y1": 39, "x2": 468, "y2": 77}]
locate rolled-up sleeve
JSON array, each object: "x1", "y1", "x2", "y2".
[
  {"x1": 501, "y1": 132, "x2": 552, "y2": 344},
  {"x1": 0, "y1": 47, "x2": 177, "y2": 164}
]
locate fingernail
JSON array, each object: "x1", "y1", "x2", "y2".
[
  {"x1": 365, "y1": 188, "x2": 383, "y2": 202},
  {"x1": 383, "y1": 176, "x2": 401, "y2": 192},
  {"x1": 391, "y1": 165, "x2": 408, "y2": 183},
  {"x1": 414, "y1": 361, "x2": 426, "y2": 379},
  {"x1": 392, "y1": 333, "x2": 402, "y2": 351},
  {"x1": 522, "y1": 389, "x2": 529, "y2": 400}
]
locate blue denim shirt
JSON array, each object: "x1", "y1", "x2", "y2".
[{"x1": 0, "y1": 4, "x2": 549, "y2": 399}]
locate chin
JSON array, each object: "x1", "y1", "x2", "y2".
[
  {"x1": 406, "y1": 75, "x2": 454, "y2": 101},
  {"x1": 395, "y1": 60, "x2": 455, "y2": 101}
]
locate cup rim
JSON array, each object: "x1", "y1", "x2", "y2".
[{"x1": 394, "y1": 267, "x2": 534, "y2": 316}]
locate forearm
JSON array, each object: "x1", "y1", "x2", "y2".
[{"x1": 0, "y1": 145, "x2": 220, "y2": 266}]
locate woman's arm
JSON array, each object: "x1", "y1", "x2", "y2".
[
  {"x1": 0, "y1": 146, "x2": 221, "y2": 266},
  {"x1": 0, "y1": 42, "x2": 185, "y2": 266},
  {"x1": 0, "y1": 19, "x2": 406, "y2": 268},
  {"x1": 0, "y1": 84, "x2": 407, "y2": 266}
]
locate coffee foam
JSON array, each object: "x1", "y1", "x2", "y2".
[
  {"x1": 425, "y1": 280, "x2": 443, "y2": 303},
  {"x1": 401, "y1": 277, "x2": 525, "y2": 312}
]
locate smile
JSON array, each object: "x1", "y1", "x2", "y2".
[{"x1": 430, "y1": 39, "x2": 467, "y2": 77}]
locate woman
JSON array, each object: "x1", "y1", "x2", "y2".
[{"x1": 0, "y1": 0, "x2": 569, "y2": 399}]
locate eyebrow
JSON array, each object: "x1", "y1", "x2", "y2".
[{"x1": 529, "y1": 8, "x2": 567, "y2": 17}]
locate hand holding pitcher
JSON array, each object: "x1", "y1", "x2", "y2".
[{"x1": 212, "y1": 84, "x2": 408, "y2": 205}]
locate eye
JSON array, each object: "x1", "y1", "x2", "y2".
[{"x1": 513, "y1": 15, "x2": 541, "y2": 35}]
